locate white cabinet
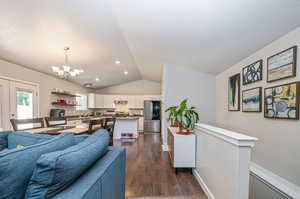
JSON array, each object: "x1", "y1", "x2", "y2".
[
  {"x1": 136, "y1": 96, "x2": 144, "y2": 108},
  {"x1": 127, "y1": 96, "x2": 135, "y2": 108},
  {"x1": 138, "y1": 117, "x2": 144, "y2": 131},
  {"x1": 88, "y1": 93, "x2": 96, "y2": 108},
  {"x1": 95, "y1": 94, "x2": 104, "y2": 108},
  {"x1": 168, "y1": 127, "x2": 196, "y2": 169},
  {"x1": 103, "y1": 95, "x2": 115, "y2": 108},
  {"x1": 88, "y1": 93, "x2": 104, "y2": 108},
  {"x1": 88, "y1": 94, "x2": 161, "y2": 109},
  {"x1": 143, "y1": 95, "x2": 161, "y2": 101}
]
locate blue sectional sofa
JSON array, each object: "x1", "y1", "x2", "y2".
[{"x1": 0, "y1": 130, "x2": 126, "y2": 199}]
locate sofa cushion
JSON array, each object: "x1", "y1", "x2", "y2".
[
  {"x1": 8, "y1": 131, "x2": 53, "y2": 149},
  {"x1": 0, "y1": 131, "x2": 11, "y2": 150},
  {"x1": 73, "y1": 134, "x2": 89, "y2": 145},
  {"x1": 25, "y1": 129, "x2": 109, "y2": 199},
  {"x1": 0, "y1": 133, "x2": 74, "y2": 199}
]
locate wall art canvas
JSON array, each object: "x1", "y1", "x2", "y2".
[
  {"x1": 264, "y1": 82, "x2": 300, "y2": 119},
  {"x1": 267, "y1": 46, "x2": 297, "y2": 82},
  {"x1": 228, "y1": 73, "x2": 240, "y2": 111},
  {"x1": 242, "y1": 60, "x2": 263, "y2": 85},
  {"x1": 242, "y1": 87, "x2": 262, "y2": 112}
]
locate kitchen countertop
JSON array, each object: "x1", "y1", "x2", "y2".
[
  {"x1": 116, "y1": 117, "x2": 139, "y2": 120},
  {"x1": 66, "y1": 115, "x2": 141, "y2": 121}
]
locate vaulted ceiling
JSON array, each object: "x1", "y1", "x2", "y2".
[{"x1": 0, "y1": 0, "x2": 300, "y2": 88}]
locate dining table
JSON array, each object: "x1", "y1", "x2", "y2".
[{"x1": 24, "y1": 123, "x2": 90, "y2": 135}]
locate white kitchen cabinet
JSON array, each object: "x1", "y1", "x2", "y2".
[
  {"x1": 137, "y1": 96, "x2": 144, "y2": 108},
  {"x1": 95, "y1": 94, "x2": 104, "y2": 108},
  {"x1": 88, "y1": 93, "x2": 104, "y2": 108},
  {"x1": 88, "y1": 93, "x2": 96, "y2": 108},
  {"x1": 103, "y1": 95, "x2": 116, "y2": 108},
  {"x1": 127, "y1": 96, "x2": 135, "y2": 108},
  {"x1": 143, "y1": 95, "x2": 161, "y2": 101},
  {"x1": 138, "y1": 117, "x2": 144, "y2": 131}
]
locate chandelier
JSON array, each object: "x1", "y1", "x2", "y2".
[{"x1": 52, "y1": 47, "x2": 84, "y2": 78}]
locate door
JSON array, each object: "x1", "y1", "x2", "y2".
[
  {"x1": 0, "y1": 79, "x2": 10, "y2": 130},
  {"x1": 10, "y1": 82, "x2": 39, "y2": 120}
]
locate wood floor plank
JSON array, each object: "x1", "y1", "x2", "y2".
[{"x1": 114, "y1": 133, "x2": 207, "y2": 198}]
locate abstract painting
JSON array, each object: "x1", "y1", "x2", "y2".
[
  {"x1": 267, "y1": 46, "x2": 297, "y2": 82},
  {"x1": 242, "y1": 87, "x2": 262, "y2": 112},
  {"x1": 242, "y1": 60, "x2": 263, "y2": 85},
  {"x1": 228, "y1": 74, "x2": 240, "y2": 111},
  {"x1": 264, "y1": 82, "x2": 300, "y2": 119}
]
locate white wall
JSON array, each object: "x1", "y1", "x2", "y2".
[
  {"x1": 162, "y1": 64, "x2": 216, "y2": 144},
  {"x1": 0, "y1": 59, "x2": 90, "y2": 117},
  {"x1": 96, "y1": 79, "x2": 161, "y2": 95},
  {"x1": 216, "y1": 27, "x2": 300, "y2": 187}
]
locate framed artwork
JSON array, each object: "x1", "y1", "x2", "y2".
[
  {"x1": 264, "y1": 82, "x2": 300, "y2": 120},
  {"x1": 228, "y1": 73, "x2": 240, "y2": 111},
  {"x1": 242, "y1": 87, "x2": 262, "y2": 112},
  {"x1": 242, "y1": 60, "x2": 263, "y2": 85},
  {"x1": 267, "y1": 46, "x2": 297, "y2": 82}
]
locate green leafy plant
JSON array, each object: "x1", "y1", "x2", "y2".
[
  {"x1": 165, "y1": 99, "x2": 199, "y2": 132},
  {"x1": 165, "y1": 105, "x2": 178, "y2": 126}
]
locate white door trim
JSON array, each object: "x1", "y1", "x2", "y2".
[
  {"x1": 0, "y1": 75, "x2": 39, "y2": 87},
  {"x1": 0, "y1": 76, "x2": 40, "y2": 119},
  {"x1": 0, "y1": 79, "x2": 10, "y2": 130}
]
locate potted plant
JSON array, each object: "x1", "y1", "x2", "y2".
[
  {"x1": 165, "y1": 105, "x2": 180, "y2": 127},
  {"x1": 165, "y1": 99, "x2": 199, "y2": 134}
]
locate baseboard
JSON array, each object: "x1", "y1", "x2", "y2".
[
  {"x1": 193, "y1": 169, "x2": 215, "y2": 199},
  {"x1": 161, "y1": 144, "x2": 169, "y2": 151}
]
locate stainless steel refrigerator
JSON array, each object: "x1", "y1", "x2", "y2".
[{"x1": 144, "y1": 101, "x2": 161, "y2": 133}]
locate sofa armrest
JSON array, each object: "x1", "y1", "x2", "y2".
[
  {"x1": 0, "y1": 131, "x2": 11, "y2": 150},
  {"x1": 53, "y1": 147, "x2": 126, "y2": 199}
]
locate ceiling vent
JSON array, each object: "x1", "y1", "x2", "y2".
[{"x1": 83, "y1": 83, "x2": 93, "y2": 88}]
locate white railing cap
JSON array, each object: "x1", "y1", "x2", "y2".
[{"x1": 195, "y1": 123, "x2": 258, "y2": 147}]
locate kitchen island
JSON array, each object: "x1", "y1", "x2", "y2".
[{"x1": 113, "y1": 117, "x2": 139, "y2": 139}]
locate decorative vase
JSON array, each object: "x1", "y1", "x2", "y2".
[{"x1": 176, "y1": 125, "x2": 192, "y2": 135}]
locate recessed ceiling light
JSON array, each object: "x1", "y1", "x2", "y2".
[
  {"x1": 115, "y1": 60, "x2": 121, "y2": 65},
  {"x1": 95, "y1": 77, "x2": 100, "y2": 81},
  {"x1": 124, "y1": 71, "x2": 128, "y2": 75}
]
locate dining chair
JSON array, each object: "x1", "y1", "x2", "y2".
[
  {"x1": 10, "y1": 118, "x2": 45, "y2": 131},
  {"x1": 103, "y1": 117, "x2": 116, "y2": 146},
  {"x1": 44, "y1": 117, "x2": 67, "y2": 127},
  {"x1": 88, "y1": 118, "x2": 105, "y2": 134}
]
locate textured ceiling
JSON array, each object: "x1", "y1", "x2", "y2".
[{"x1": 0, "y1": 0, "x2": 300, "y2": 88}]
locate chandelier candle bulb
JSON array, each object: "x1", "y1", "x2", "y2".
[
  {"x1": 63, "y1": 65, "x2": 71, "y2": 72},
  {"x1": 52, "y1": 66, "x2": 59, "y2": 72}
]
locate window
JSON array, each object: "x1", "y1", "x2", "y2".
[
  {"x1": 76, "y1": 94, "x2": 88, "y2": 111},
  {"x1": 16, "y1": 90, "x2": 33, "y2": 119}
]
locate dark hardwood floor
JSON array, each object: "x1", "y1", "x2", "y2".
[{"x1": 114, "y1": 133, "x2": 207, "y2": 198}]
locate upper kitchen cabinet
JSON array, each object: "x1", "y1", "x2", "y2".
[
  {"x1": 143, "y1": 95, "x2": 161, "y2": 101},
  {"x1": 103, "y1": 95, "x2": 115, "y2": 108},
  {"x1": 127, "y1": 96, "x2": 144, "y2": 109},
  {"x1": 88, "y1": 93, "x2": 104, "y2": 108},
  {"x1": 88, "y1": 94, "x2": 161, "y2": 109}
]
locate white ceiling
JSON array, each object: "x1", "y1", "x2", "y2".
[{"x1": 0, "y1": 0, "x2": 300, "y2": 88}]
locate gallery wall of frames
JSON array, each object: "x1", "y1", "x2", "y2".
[{"x1": 228, "y1": 45, "x2": 299, "y2": 120}]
